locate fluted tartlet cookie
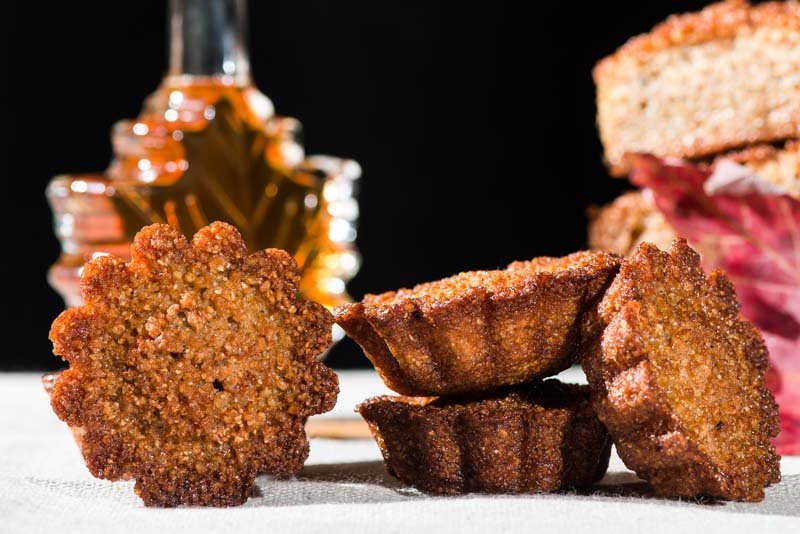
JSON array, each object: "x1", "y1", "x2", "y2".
[
  {"x1": 336, "y1": 251, "x2": 620, "y2": 396},
  {"x1": 359, "y1": 380, "x2": 612, "y2": 495}
]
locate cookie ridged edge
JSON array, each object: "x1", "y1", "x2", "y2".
[
  {"x1": 358, "y1": 381, "x2": 612, "y2": 494},
  {"x1": 336, "y1": 251, "x2": 620, "y2": 395},
  {"x1": 582, "y1": 239, "x2": 781, "y2": 501}
]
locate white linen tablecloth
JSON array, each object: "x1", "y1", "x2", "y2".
[{"x1": 1, "y1": 369, "x2": 798, "y2": 534}]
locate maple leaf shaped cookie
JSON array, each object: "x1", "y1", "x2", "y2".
[
  {"x1": 583, "y1": 239, "x2": 780, "y2": 501},
  {"x1": 49, "y1": 222, "x2": 338, "y2": 507}
]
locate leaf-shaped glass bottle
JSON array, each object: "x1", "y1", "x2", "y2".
[{"x1": 47, "y1": 0, "x2": 361, "y2": 317}]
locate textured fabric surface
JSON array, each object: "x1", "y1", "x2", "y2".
[{"x1": 1, "y1": 370, "x2": 798, "y2": 533}]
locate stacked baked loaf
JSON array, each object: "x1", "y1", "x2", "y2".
[
  {"x1": 590, "y1": 0, "x2": 799, "y2": 254},
  {"x1": 336, "y1": 240, "x2": 781, "y2": 501}
]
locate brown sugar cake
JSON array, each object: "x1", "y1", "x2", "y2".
[
  {"x1": 582, "y1": 239, "x2": 780, "y2": 501},
  {"x1": 589, "y1": 140, "x2": 799, "y2": 256},
  {"x1": 48, "y1": 222, "x2": 338, "y2": 507},
  {"x1": 336, "y1": 251, "x2": 620, "y2": 396},
  {"x1": 358, "y1": 380, "x2": 612, "y2": 495},
  {"x1": 595, "y1": 0, "x2": 800, "y2": 175}
]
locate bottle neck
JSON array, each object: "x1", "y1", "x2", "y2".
[{"x1": 168, "y1": 0, "x2": 251, "y2": 85}]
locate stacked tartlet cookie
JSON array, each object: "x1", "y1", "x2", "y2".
[
  {"x1": 335, "y1": 251, "x2": 621, "y2": 494},
  {"x1": 337, "y1": 241, "x2": 781, "y2": 501}
]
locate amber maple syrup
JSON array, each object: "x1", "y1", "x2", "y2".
[{"x1": 47, "y1": 0, "x2": 360, "y2": 314}]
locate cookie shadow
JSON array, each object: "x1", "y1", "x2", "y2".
[
  {"x1": 579, "y1": 471, "x2": 721, "y2": 505},
  {"x1": 585, "y1": 471, "x2": 661, "y2": 500},
  {"x1": 247, "y1": 464, "x2": 799, "y2": 515},
  {"x1": 578, "y1": 472, "x2": 800, "y2": 515},
  {"x1": 246, "y1": 461, "x2": 419, "y2": 507},
  {"x1": 295, "y1": 460, "x2": 396, "y2": 485}
]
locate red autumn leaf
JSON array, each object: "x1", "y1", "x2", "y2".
[{"x1": 627, "y1": 153, "x2": 800, "y2": 455}]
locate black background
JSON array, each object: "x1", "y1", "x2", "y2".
[{"x1": 3, "y1": 1, "x2": 711, "y2": 370}]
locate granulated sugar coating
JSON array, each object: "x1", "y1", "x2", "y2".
[
  {"x1": 582, "y1": 239, "x2": 780, "y2": 501},
  {"x1": 358, "y1": 380, "x2": 612, "y2": 495},
  {"x1": 336, "y1": 251, "x2": 620, "y2": 396},
  {"x1": 49, "y1": 222, "x2": 338, "y2": 507}
]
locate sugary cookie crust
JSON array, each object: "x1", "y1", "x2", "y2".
[
  {"x1": 336, "y1": 251, "x2": 620, "y2": 396},
  {"x1": 582, "y1": 239, "x2": 780, "y2": 501},
  {"x1": 49, "y1": 222, "x2": 338, "y2": 507},
  {"x1": 359, "y1": 380, "x2": 612, "y2": 495}
]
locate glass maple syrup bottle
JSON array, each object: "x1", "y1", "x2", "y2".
[{"x1": 47, "y1": 0, "x2": 360, "y2": 314}]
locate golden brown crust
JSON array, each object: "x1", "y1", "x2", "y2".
[
  {"x1": 49, "y1": 222, "x2": 338, "y2": 507},
  {"x1": 595, "y1": 0, "x2": 800, "y2": 81},
  {"x1": 582, "y1": 239, "x2": 780, "y2": 501},
  {"x1": 336, "y1": 251, "x2": 621, "y2": 396},
  {"x1": 358, "y1": 380, "x2": 612, "y2": 495},
  {"x1": 724, "y1": 144, "x2": 782, "y2": 163}
]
